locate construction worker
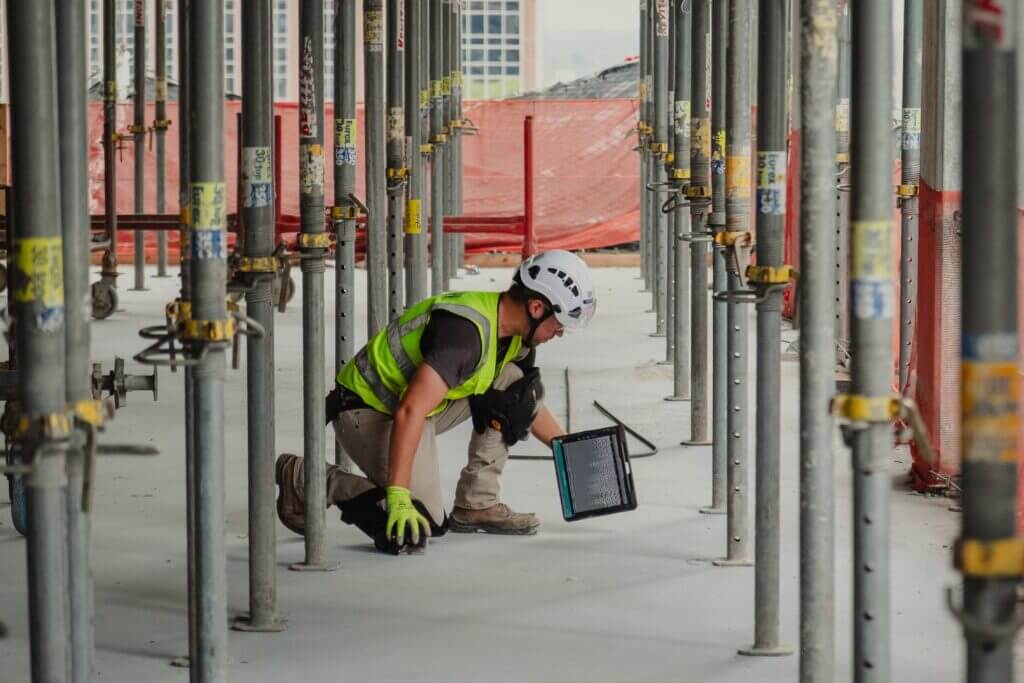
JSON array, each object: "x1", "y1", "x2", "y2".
[{"x1": 276, "y1": 250, "x2": 597, "y2": 554}]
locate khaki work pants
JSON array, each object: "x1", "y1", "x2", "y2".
[{"x1": 285, "y1": 363, "x2": 527, "y2": 526}]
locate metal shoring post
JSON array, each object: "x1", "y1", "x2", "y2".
[
  {"x1": 418, "y1": 0, "x2": 430, "y2": 296},
  {"x1": 454, "y1": 1, "x2": 466, "y2": 278},
  {"x1": 897, "y1": 0, "x2": 921, "y2": 392},
  {"x1": 452, "y1": 0, "x2": 464, "y2": 278},
  {"x1": 849, "y1": 0, "x2": 893, "y2": 677},
  {"x1": 173, "y1": 0, "x2": 198, "y2": 670},
  {"x1": 155, "y1": 0, "x2": 170, "y2": 277},
  {"x1": 651, "y1": 0, "x2": 669, "y2": 336},
  {"x1": 639, "y1": 0, "x2": 650, "y2": 288},
  {"x1": 386, "y1": 0, "x2": 406, "y2": 321},
  {"x1": 834, "y1": 0, "x2": 851, "y2": 368},
  {"x1": 681, "y1": 0, "x2": 712, "y2": 442},
  {"x1": 798, "y1": 0, "x2": 838, "y2": 678},
  {"x1": 665, "y1": 0, "x2": 691, "y2": 394},
  {"x1": 334, "y1": 0, "x2": 359, "y2": 469},
  {"x1": 188, "y1": 0, "x2": 230, "y2": 677},
  {"x1": 712, "y1": 0, "x2": 752, "y2": 568},
  {"x1": 366, "y1": 0, "x2": 388, "y2": 333},
  {"x1": 955, "y1": 3, "x2": 1021, "y2": 680},
  {"x1": 132, "y1": 0, "x2": 148, "y2": 291},
  {"x1": 700, "y1": 0, "x2": 728, "y2": 515},
  {"x1": 56, "y1": 0, "x2": 95, "y2": 678},
  {"x1": 98, "y1": 0, "x2": 120, "y2": 314},
  {"x1": 647, "y1": 4, "x2": 658, "y2": 302},
  {"x1": 738, "y1": 0, "x2": 792, "y2": 658},
  {"x1": 430, "y1": 0, "x2": 446, "y2": 295},
  {"x1": 403, "y1": 0, "x2": 427, "y2": 305},
  {"x1": 664, "y1": 3, "x2": 678, "y2": 365},
  {"x1": 9, "y1": 3, "x2": 70, "y2": 678},
  {"x1": 443, "y1": 0, "x2": 457, "y2": 284},
  {"x1": 293, "y1": 0, "x2": 338, "y2": 573},
  {"x1": 231, "y1": 0, "x2": 286, "y2": 631}
]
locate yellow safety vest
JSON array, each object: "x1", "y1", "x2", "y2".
[{"x1": 337, "y1": 291, "x2": 524, "y2": 416}]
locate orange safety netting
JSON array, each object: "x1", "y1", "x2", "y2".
[{"x1": 84, "y1": 98, "x2": 642, "y2": 254}]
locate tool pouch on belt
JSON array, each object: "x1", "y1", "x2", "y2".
[
  {"x1": 324, "y1": 385, "x2": 368, "y2": 425},
  {"x1": 469, "y1": 367, "x2": 544, "y2": 446}
]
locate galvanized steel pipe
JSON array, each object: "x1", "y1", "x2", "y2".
[
  {"x1": 366, "y1": 0, "x2": 388, "y2": 333},
  {"x1": 798, "y1": 0, "x2": 838, "y2": 678},
  {"x1": 56, "y1": 0, "x2": 95, "y2": 678},
  {"x1": 959, "y1": 2, "x2": 1020, "y2": 681},
  {"x1": 849, "y1": 0, "x2": 893, "y2": 677},
  {"x1": 740, "y1": 0, "x2": 791, "y2": 657},
  {"x1": 234, "y1": 0, "x2": 285, "y2": 631}
]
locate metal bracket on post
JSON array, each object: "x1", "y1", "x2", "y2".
[
  {"x1": 896, "y1": 182, "x2": 919, "y2": 206},
  {"x1": 133, "y1": 295, "x2": 265, "y2": 369},
  {"x1": 711, "y1": 229, "x2": 756, "y2": 291},
  {"x1": 830, "y1": 393, "x2": 937, "y2": 470},
  {"x1": 91, "y1": 356, "x2": 158, "y2": 408}
]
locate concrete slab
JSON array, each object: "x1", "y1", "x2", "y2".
[{"x1": 0, "y1": 266, "x2": 989, "y2": 681}]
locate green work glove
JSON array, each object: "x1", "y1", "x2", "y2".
[{"x1": 385, "y1": 486, "x2": 432, "y2": 546}]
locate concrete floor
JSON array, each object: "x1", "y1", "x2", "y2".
[{"x1": 0, "y1": 265, "x2": 986, "y2": 681}]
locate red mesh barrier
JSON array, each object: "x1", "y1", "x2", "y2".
[
  {"x1": 909, "y1": 179, "x2": 962, "y2": 490},
  {"x1": 83, "y1": 99, "x2": 642, "y2": 255}
]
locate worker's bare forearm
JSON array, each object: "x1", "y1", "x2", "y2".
[
  {"x1": 387, "y1": 406, "x2": 427, "y2": 490},
  {"x1": 530, "y1": 405, "x2": 565, "y2": 448}
]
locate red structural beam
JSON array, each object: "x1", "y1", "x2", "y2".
[{"x1": 1, "y1": 117, "x2": 539, "y2": 258}]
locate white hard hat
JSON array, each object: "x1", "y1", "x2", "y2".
[{"x1": 516, "y1": 250, "x2": 597, "y2": 330}]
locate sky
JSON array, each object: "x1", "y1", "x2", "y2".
[{"x1": 539, "y1": 0, "x2": 639, "y2": 87}]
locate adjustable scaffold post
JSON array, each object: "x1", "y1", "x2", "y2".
[{"x1": 386, "y1": 0, "x2": 407, "y2": 320}]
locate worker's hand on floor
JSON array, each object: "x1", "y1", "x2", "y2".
[{"x1": 385, "y1": 486, "x2": 432, "y2": 546}]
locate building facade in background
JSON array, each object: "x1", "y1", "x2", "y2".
[
  {"x1": 461, "y1": 0, "x2": 540, "y2": 99},
  {"x1": 0, "y1": 0, "x2": 536, "y2": 102}
]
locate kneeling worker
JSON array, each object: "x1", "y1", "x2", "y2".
[{"x1": 276, "y1": 250, "x2": 596, "y2": 554}]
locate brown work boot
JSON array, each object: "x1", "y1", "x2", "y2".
[
  {"x1": 448, "y1": 503, "x2": 540, "y2": 535},
  {"x1": 275, "y1": 453, "x2": 305, "y2": 536}
]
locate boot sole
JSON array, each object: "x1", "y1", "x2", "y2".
[{"x1": 448, "y1": 519, "x2": 539, "y2": 536}]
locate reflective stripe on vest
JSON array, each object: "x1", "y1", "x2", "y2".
[{"x1": 349, "y1": 297, "x2": 498, "y2": 414}]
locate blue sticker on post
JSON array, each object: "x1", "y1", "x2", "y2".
[
  {"x1": 852, "y1": 280, "x2": 894, "y2": 320},
  {"x1": 191, "y1": 230, "x2": 224, "y2": 261}
]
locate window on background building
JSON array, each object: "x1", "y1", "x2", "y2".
[
  {"x1": 470, "y1": 14, "x2": 483, "y2": 33},
  {"x1": 487, "y1": 14, "x2": 501, "y2": 34},
  {"x1": 273, "y1": 0, "x2": 288, "y2": 100},
  {"x1": 506, "y1": 49, "x2": 519, "y2": 62},
  {"x1": 506, "y1": 14, "x2": 518, "y2": 35},
  {"x1": 167, "y1": 9, "x2": 176, "y2": 84},
  {"x1": 470, "y1": 48, "x2": 483, "y2": 61},
  {"x1": 506, "y1": 1, "x2": 519, "y2": 9},
  {"x1": 224, "y1": 2, "x2": 236, "y2": 94},
  {"x1": 487, "y1": 49, "x2": 500, "y2": 62},
  {"x1": 324, "y1": 3, "x2": 335, "y2": 101},
  {"x1": 487, "y1": 65, "x2": 500, "y2": 75},
  {"x1": 505, "y1": 64, "x2": 519, "y2": 76}
]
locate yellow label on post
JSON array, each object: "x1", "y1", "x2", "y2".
[
  {"x1": 15, "y1": 237, "x2": 64, "y2": 306},
  {"x1": 190, "y1": 182, "x2": 226, "y2": 230},
  {"x1": 405, "y1": 199, "x2": 422, "y2": 234},
  {"x1": 963, "y1": 361, "x2": 1019, "y2": 463},
  {"x1": 836, "y1": 100, "x2": 850, "y2": 133},
  {"x1": 691, "y1": 117, "x2": 711, "y2": 156},
  {"x1": 726, "y1": 153, "x2": 751, "y2": 199},
  {"x1": 442, "y1": 76, "x2": 452, "y2": 95},
  {"x1": 431, "y1": 80, "x2": 442, "y2": 98},
  {"x1": 851, "y1": 220, "x2": 892, "y2": 279},
  {"x1": 420, "y1": 89, "x2": 430, "y2": 109}
]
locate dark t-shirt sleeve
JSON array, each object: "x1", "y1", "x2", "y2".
[{"x1": 419, "y1": 311, "x2": 483, "y2": 388}]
